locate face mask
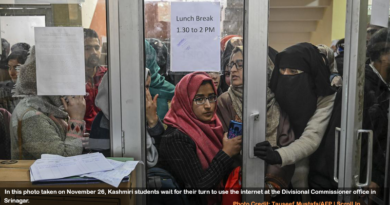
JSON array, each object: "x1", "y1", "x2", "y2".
[{"x1": 274, "y1": 73, "x2": 317, "y2": 138}]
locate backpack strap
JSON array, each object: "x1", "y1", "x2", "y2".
[{"x1": 17, "y1": 108, "x2": 35, "y2": 160}]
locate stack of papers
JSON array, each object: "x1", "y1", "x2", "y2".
[{"x1": 30, "y1": 153, "x2": 141, "y2": 188}]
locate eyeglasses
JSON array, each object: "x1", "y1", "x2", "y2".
[
  {"x1": 227, "y1": 60, "x2": 243, "y2": 71},
  {"x1": 193, "y1": 95, "x2": 217, "y2": 105}
]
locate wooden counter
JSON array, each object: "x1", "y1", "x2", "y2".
[{"x1": 0, "y1": 160, "x2": 136, "y2": 205}]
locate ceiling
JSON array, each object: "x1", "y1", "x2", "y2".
[
  {"x1": 223, "y1": 0, "x2": 333, "y2": 51},
  {"x1": 269, "y1": 0, "x2": 332, "y2": 51}
]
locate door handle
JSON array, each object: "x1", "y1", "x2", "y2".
[
  {"x1": 355, "y1": 129, "x2": 373, "y2": 187},
  {"x1": 249, "y1": 112, "x2": 259, "y2": 159},
  {"x1": 334, "y1": 127, "x2": 341, "y2": 183}
]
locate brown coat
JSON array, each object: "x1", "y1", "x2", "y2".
[{"x1": 216, "y1": 92, "x2": 242, "y2": 133}]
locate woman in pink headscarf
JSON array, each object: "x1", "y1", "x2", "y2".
[{"x1": 159, "y1": 72, "x2": 242, "y2": 205}]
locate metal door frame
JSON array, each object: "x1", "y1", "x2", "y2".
[
  {"x1": 116, "y1": 1, "x2": 146, "y2": 205},
  {"x1": 339, "y1": 0, "x2": 368, "y2": 202},
  {"x1": 242, "y1": 0, "x2": 269, "y2": 202}
]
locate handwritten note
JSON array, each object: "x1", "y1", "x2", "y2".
[
  {"x1": 170, "y1": 2, "x2": 221, "y2": 72},
  {"x1": 35, "y1": 27, "x2": 86, "y2": 95}
]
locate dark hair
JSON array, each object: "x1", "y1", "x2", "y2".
[
  {"x1": 230, "y1": 46, "x2": 243, "y2": 58},
  {"x1": 367, "y1": 28, "x2": 390, "y2": 62},
  {"x1": 201, "y1": 79, "x2": 214, "y2": 87},
  {"x1": 1, "y1": 38, "x2": 10, "y2": 57},
  {"x1": 11, "y1": 43, "x2": 30, "y2": 53},
  {"x1": 336, "y1": 39, "x2": 344, "y2": 50},
  {"x1": 7, "y1": 50, "x2": 29, "y2": 64},
  {"x1": 83, "y1": 28, "x2": 100, "y2": 42},
  {"x1": 1, "y1": 38, "x2": 10, "y2": 52},
  {"x1": 0, "y1": 39, "x2": 10, "y2": 67}
]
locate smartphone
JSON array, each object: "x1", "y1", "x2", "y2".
[{"x1": 228, "y1": 120, "x2": 243, "y2": 139}]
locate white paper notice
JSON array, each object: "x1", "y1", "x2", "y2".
[
  {"x1": 35, "y1": 27, "x2": 86, "y2": 95},
  {"x1": 170, "y1": 2, "x2": 220, "y2": 72},
  {"x1": 370, "y1": 0, "x2": 390, "y2": 28}
]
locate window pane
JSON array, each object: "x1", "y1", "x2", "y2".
[
  {"x1": 0, "y1": 1, "x2": 109, "y2": 159},
  {"x1": 267, "y1": 1, "x2": 346, "y2": 202},
  {"x1": 356, "y1": 1, "x2": 389, "y2": 203},
  {"x1": 144, "y1": 1, "x2": 244, "y2": 203}
]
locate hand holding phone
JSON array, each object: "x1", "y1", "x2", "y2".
[{"x1": 228, "y1": 120, "x2": 243, "y2": 139}]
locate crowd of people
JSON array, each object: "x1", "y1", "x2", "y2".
[{"x1": 0, "y1": 24, "x2": 388, "y2": 205}]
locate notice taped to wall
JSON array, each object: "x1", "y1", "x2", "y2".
[
  {"x1": 170, "y1": 2, "x2": 220, "y2": 72},
  {"x1": 35, "y1": 27, "x2": 86, "y2": 96},
  {"x1": 370, "y1": 0, "x2": 389, "y2": 28}
]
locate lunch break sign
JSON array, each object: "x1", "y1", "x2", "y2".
[{"x1": 170, "y1": 2, "x2": 221, "y2": 72}]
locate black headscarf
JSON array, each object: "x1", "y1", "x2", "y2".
[
  {"x1": 0, "y1": 39, "x2": 10, "y2": 70},
  {"x1": 270, "y1": 43, "x2": 336, "y2": 138},
  {"x1": 146, "y1": 38, "x2": 170, "y2": 77},
  {"x1": 221, "y1": 37, "x2": 243, "y2": 73}
]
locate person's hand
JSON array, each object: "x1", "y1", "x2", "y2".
[
  {"x1": 61, "y1": 96, "x2": 86, "y2": 120},
  {"x1": 222, "y1": 132, "x2": 242, "y2": 157},
  {"x1": 82, "y1": 133, "x2": 90, "y2": 149},
  {"x1": 359, "y1": 181, "x2": 380, "y2": 205},
  {"x1": 146, "y1": 89, "x2": 159, "y2": 127},
  {"x1": 331, "y1": 75, "x2": 343, "y2": 87},
  {"x1": 254, "y1": 141, "x2": 282, "y2": 165}
]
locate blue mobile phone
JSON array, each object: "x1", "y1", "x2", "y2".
[{"x1": 228, "y1": 120, "x2": 243, "y2": 139}]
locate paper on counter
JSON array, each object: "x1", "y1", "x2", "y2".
[
  {"x1": 41, "y1": 154, "x2": 123, "y2": 169},
  {"x1": 81, "y1": 161, "x2": 142, "y2": 188},
  {"x1": 30, "y1": 153, "x2": 114, "y2": 181},
  {"x1": 41, "y1": 154, "x2": 65, "y2": 160},
  {"x1": 35, "y1": 27, "x2": 86, "y2": 96},
  {"x1": 107, "y1": 159, "x2": 124, "y2": 169}
]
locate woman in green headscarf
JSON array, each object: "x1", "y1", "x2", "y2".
[{"x1": 145, "y1": 40, "x2": 175, "y2": 120}]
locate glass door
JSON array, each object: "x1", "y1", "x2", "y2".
[
  {"x1": 262, "y1": 0, "x2": 347, "y2": 203},
  {"x1": 0, "y1": 0, "x2": 122, "y2": 159},
  {"x1": 340, "y1": 0, "x2": 390, "y2": 204},
  {"x1": 242, "y1": 0, "x2": 268, "y2": 202}
]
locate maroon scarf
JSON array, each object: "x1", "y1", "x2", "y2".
[{"x1": 164, "y1": 72, "x2": 224, "y2": 170}]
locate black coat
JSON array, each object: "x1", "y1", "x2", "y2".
[
  {"x1": 158, "y1": 127, "x2": 234, "y2": 205},
  {"x1": 360, "y1": 64, "x2": 389, "y2": 189},
  {"x1": 309, "y1": 65, "x2": 389, "y2": 202}
]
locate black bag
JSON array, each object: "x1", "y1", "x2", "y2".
[{"x1": 147, "y1": 167, "x2": 189, "y2": 205}]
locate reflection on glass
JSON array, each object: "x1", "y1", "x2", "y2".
[
  {"x1": 144, "y1": 1, "x2": 245, "y2": 204},
  {"x1": 358, "y1": 5, "x2": 390, "y2": 202},
  {"x1": 263, "y1": 1, "x2": 347, "y2": 203},
  {"x1": 0, "y1": 1, "x2": 109, "y2": 160}
]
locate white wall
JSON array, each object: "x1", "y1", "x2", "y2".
[
  {"x1": 81, "y1": 0, "x2": 98, "y2": 28},
  {"x1": 1, "y1": 16, "x2": 46, "y2": 47}
]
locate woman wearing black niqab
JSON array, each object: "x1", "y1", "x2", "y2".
[
  {"x1": 254, "y1": 43, "x2": 337, "y2": 202},
  {"x1": 270, "y1": 43, "x2": 336, "y2": 138}
]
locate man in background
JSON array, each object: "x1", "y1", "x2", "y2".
[
  {"x1": 83, "y1": 28, "x2": 107, "y2": 132},
  {"x1": 0, "y1": 39, "x2": 11, "y2": 82}
]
